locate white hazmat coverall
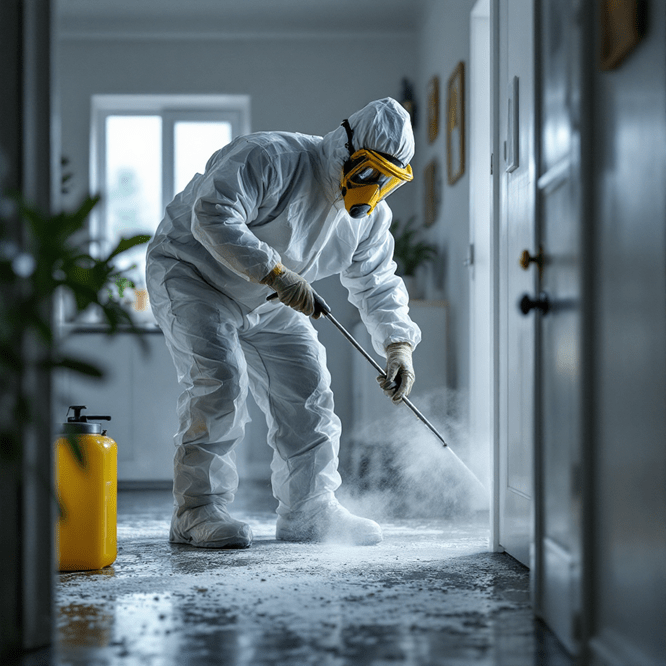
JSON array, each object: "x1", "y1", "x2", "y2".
[{"x1": 146, "y1": 97, "x2": 421, "y2": 548}]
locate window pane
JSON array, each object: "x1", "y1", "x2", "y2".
[
  {"x1": 174, "y1": 121, "x2": 232, "y2": 193},
  {"x1": 105, "y1": 115, "x2": 162, "y2": 286}
]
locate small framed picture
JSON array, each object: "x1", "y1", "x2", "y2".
[
  {"x1": 599, "y1": 0, "x2": 644, "y2": 70},
  {"x1": 424, "y1": 159, "x2": 439, "y2": 228},
  {"x1": 446, "y1": 61, "x2": 465, "y2": 186},
  {"x1": 427, "y1": 76, "x2": 440, "y2": 144}
]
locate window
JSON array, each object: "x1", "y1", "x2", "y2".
[{"x1": 90, "y1": 95, "x2": 250, "y2": 301}]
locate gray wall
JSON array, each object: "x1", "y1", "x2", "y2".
[
  {"x1": 56, "y1": 5, "x2": 479, "y2": 477},
  {"x1": 415, "y1": 0, "x2": 479, "y2": 403},
  {"x1": 56, "y1": 27, "x2": 419, "y2": 472},
  {"x1": 591, "y1": 3, "x2": 666, "y2": 662}
]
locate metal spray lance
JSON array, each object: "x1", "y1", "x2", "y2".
[{"x1": 267, "y1": 290, "x2": 487, "y2": 492}]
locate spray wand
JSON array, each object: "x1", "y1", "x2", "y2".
[{"x1": 268, "y1": 291, "x2": 487, "y2": 492}]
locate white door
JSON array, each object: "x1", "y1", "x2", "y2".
[
  {"x1": 531, "y1": 0, "x2": 585, "y2": 653},
  {"x1": 498, "y1": 0, "x2": 536, "y2": 567}
]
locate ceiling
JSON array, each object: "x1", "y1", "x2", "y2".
[{"x1": 56, "y1": 0, "x2": 427, "y2": 37}]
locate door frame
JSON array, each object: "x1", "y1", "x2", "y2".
[
  {"x1": 471, "y1": 0, "x2": 504, "y2": 555},
  {"x1": 469, "y1": 0, "x2": 499, "y2": 549},
  {"x1": 489, "y1": 0, "x2": 502, "y2": 553}
]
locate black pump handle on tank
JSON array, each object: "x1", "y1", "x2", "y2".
[{"x1": 67, "y1": 405, "x2": 112, "y2": 423}]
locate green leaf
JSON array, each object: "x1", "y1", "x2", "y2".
[
  {"x1": 20, "y1": 205, "x2": 49, "y2": 241},
  {"x1": 0, "y1": 343, "x2": 23, "y2": 371},
  {"x1": 0, "y1": 430, "x2": 22, "y2": 463},
  {"x1": 68, "y1": 195, "x2": 101, "y2": 230},
  {"x1": 106, "y1": 234, "x2": 151, "y2": 262},
  {"x1": 27, "y1": 311, "x2": 54, "y2": 344},
  {"x1": 43, "y1": 196, "x2": 101, "y2": 248},
  {"x1": 63, "y1": 280, "x2": 101, "y2": 312},
  {"x1": 52, "y1": 356, "x2": 104, "y2": 378},
  {"x1": 64, "y1": 432, "x2": 86, "y2": 468},
  {"x1": 389, "y1": 216, "x2": 437, "y2": 277},
  {"x1": 109, "y1": 276, "x2": 135, "y2": 298},
  {"x1": 100, "y1": 299, "x2": 133, "y2": 332}
]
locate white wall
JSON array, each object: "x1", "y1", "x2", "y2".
[
  {"x1": 415, "y1": 0, "x2": 478, "y2": 408},
  {"x1": 56, "y1": 28, "x2": 418, "y2": 476},
  {"x1": 591, "y1": 4, "x2": 666, "y2": 662}
]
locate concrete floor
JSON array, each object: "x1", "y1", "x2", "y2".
[{"x1": 47, "y1": 484, "x2": 572, "y2": 666}]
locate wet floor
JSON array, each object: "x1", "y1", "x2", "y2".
[{"x1": 41, "y1": 485, "x2": 573, "y2": 665}]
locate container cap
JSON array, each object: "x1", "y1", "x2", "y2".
[{"x1": 60, "y1": 405, "x2": 111, "y2": 435}]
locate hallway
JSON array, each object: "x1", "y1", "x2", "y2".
[{"x1": 49, "y1": 487, "x2": 571, "y2": 666}]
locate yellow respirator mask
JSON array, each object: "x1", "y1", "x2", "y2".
[{"x1": 339, "y1": 120, "x2": 413, "y2": 218}]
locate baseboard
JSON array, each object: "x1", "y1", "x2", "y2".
[
  {"x1": 589, "y1": 628, "x2": 662, "y2": 666},
  {"x1": 118, "y1": 480, "x2": 173, "y2": 491}
]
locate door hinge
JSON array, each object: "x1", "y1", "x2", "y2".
[
  {"x1": 490, "y1": 153, "x2": 494, "y2": 175},
  {"x1": 464, "y1": 243, "x2": 474, "y2": 267},
  {"x1": 506, "y1": 76, "x2": 519, "y2": 173}
]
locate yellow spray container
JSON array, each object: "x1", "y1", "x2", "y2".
[{"x1": 55, "y1": 405, "x2": 117, "y2": 572}]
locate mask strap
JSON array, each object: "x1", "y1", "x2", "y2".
[{"x1": 341, "y1": 119, "x2": 356, "y2": 155}]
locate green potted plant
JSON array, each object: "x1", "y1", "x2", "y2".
[
  {"x1": 389, "y1": 216, "x2": 437, "y2": 298},
  {"x1": 0, "y1": 193, "x2": 150, "y2": 466}
]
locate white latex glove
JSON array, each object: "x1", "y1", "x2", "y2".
[
  {"x1": 261, "y1": 263, "x2": 316, "y2": 317},
  {"x1": 377, "y1": 341, "x2": 415, "y2": 403}
]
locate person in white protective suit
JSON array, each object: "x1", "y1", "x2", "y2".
[{"x1": 146, "y1": 97, "x2": 422, "y2": 549}]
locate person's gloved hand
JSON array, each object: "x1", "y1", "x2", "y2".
[
  {"x1": 261, "y1": 263, "x2": 317, "y2": 316},
  {"x1": 377, "y1": 342, "x2": 415, "y2": 403}
]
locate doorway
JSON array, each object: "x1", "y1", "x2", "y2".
[{"x1": 468, "y1": 0, "x2": 495, "y2": 544}]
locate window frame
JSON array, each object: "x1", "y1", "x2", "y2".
[{"x1": 89, "y1": 94, "x2": 251, "y2": 258}]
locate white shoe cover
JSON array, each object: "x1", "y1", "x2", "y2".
[
  {"x1": 276, "y1": 498, "x2": 382, "y2": 545},
  {"x1": 170, "y1": 504, "x2": 253, "y2": 549}
]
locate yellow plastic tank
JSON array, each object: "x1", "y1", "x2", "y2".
[{"x1": 55, "y1": 406, "x2": 117, "y2": 572}]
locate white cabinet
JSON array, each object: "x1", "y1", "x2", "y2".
[
  {"x1": 53, "y1": 329, "x2": 271, "y2": 485},
  {"x1": 53, "y1": 331, "x2": 181, "y2": 484}
]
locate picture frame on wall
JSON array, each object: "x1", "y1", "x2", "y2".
[
  {"x1": 427, "y1": 76, "x2": 439, "y2": 144},
  {"x1": 599, "y1": 0, "x2": 645, "y2": 70},
  {"x1": 424, "y1": 159, "x2": 439, "y2": 228},
  {"x1": 446, "y1": 61, "x2": 465, "y2": 185}
]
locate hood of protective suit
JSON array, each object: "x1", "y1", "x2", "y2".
[{"x1": 319, "y1": 97, "x2": 415, "y2": 202}]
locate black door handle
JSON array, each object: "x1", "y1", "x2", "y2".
[{"x1": 519, "y1": 292, "x2": 550, "y2": 316}]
